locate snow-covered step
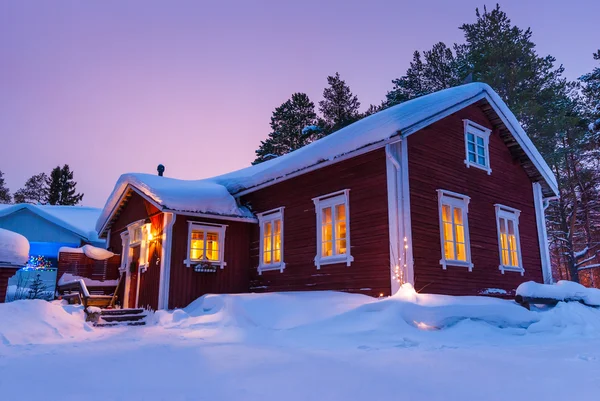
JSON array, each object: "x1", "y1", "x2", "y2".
[
  {"x1": 100, "y1": 308, "x2": 145, "y2": 316},
  {"x1": 100, "y1": 313, "x2": 146, "y2": 323}
]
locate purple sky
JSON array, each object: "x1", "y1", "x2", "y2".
[{"x1": 1, "y1": 0, "x2": 598, "y2": 207}]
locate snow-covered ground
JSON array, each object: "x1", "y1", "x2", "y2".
[{"x1": 1, "y1": 286, "x2": 600, "y2": 401}]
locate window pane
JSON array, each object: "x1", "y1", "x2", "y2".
[
  {"x1": 274, "y1": 249, "x2": 281, "y2": 263},
  {"x1": 456, "y1": 242, "x2": 466, "y2": 261},
  {"x1": 206, "y1": 232, "x2": 219, "y2": 261},
  {"x1": 444, "y1": 241, "x2": 455, "y2": 260},
  {"x1": 274, "y1": 219, "x2": 281, "y2": 237},
  {"x1": 467, "y1": 133, "x2": 475, "y2": 143},
  {"x1": 455, "y1": 223, "x2": 465, "y2": 245},
  {"x1": 336, "y1": 239, "x2": 347, "y2": 255},
  {"x1": 469, "y1": 152, "x2": 477, "y2": 162},
  {"x1": 264, "y1": 222, "x2": 272, "y2": 238},
  {"x1": 468, "y1": 142, "x2": 475, "y2": 153},
  {"x1": 322, "y1": 241, "x2": 333, "y2": 257},
  {"x1": 442, "y1": 205, "x2": 452, "y2": 223},
  {"x1": 335, "y1": 204, "x2": 345, "y2": 222},
  {"x1": 190, "y1": 231, "x2": 205, "y2": 260},
  {"x1": 511, "y1": 250, "x2": 519, "y2": 267},
  {"x1": 322, "y1": 207, "x2": 332, "y2": 224},
  {"x1": 264, "y1": 250, "x2": 272, "y2": 264},
  {"x1": 453, "y1": 207, "x2": 463, "y2": 225},
  {"x1": 476, "y1": 136, "x2": 484, "y2": 146},
  {"x1": 477, "y1": 155, "x2": 486, "y2": 166},
  {"x1": 336, "y1": 220, "x2": 346, "y2": 240},
  {"x1": 477, "y1": 145, "x2": 485, "y2": 156}
]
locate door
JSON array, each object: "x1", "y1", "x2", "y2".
[{"x1": 128, "y1": 245, "x2": 141, "y2": 308}]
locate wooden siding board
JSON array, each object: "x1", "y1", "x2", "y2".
[
  {"x1": 407, "y1": 104, "x2": 543, "y2": 296},
  {"x1": 241, "y1": 149, "x2": 391, "y2": 298},
  {"x1": 167, "y1": 216, "x2": 251, "y2": 309}
]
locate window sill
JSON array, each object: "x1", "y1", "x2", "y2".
[
  {"x1": 258, "y1": 262, "x2": 286, "y2": 275},
  {"x1": 184, "y1": 259, "x2": 226, "y2": 269},
  {"x1": 440, "y1": 259, "x2": 473, "y2": 272},
  {"x1": 464, "y1": 159, "x2": 492, "y2": 175},
  {"x1": 315, "y1": 255, "x2": 354, "y2": 269},
  {"x1": 499, "y1": 265, "x2": 524, "y2": 276}
]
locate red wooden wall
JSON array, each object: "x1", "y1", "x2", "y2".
[
  {"x1": 167, "y1": 216, "x2": 251, "y2": 309},
  {"x1": 407, "y1": 103, "x2": 544, "y2": 296},
  {"x1": 0, "y1": 267, "x2": 19, "y2": 303},
  {"x1": 240, "y1": 149, "x2": 391, "y2": 298}
]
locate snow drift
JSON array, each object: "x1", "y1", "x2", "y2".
[{"x1": 0, "y1": 228, "x2": 29, "y2": 266}]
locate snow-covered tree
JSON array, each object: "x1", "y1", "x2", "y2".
[
  {"x1": 254, "y1": 93, "x2": 319, "y2": 164},
  {"x1": 46, "y1": 165, "x2": 84, "y2": 205},
  {"x1": 0, "y1": 170, "x2": 11, "y2": 204},
  {"x1": 13, "y1": 173, "x2": 48, "y2": 204},
  {"x1": 319, "y1": 72, "x2": 361, "y2": 134},
  {"x1": 580, "y1": 50, "x2": 600, "y2": 137}
]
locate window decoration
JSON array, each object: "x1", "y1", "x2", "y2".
[
  {"x1": 184, "y1": 222, "x2": 227, "y2": 270},
  {"x1": 437, "y1": 190, "x2": 473, "y2": 270},
  {"x1": 313, "y1": 189, "x2": 353, "y2": 269},
  {"x1": 257, "y1": 207, "x2": 285, "y2": 273},
  {"x1": 495, "y1": 204, "x2": 524, "y2": 274},
  {"x1": 464, "y1": 119, "x2": 492, "y2": 174}
]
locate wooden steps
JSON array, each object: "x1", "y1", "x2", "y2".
[{"x1": 88, "y1": 308, "x2": 149, "y2": 327}]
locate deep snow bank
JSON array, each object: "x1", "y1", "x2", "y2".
[
  {"x1": 0, "y1": 300, "x2": 92, "y2": 346},
  {"x1": 517, "y1": 280, "x2": 600, "y2": 306},
  {"x1": 0, "y1": 228, "x2": 29, "y2": 266},
  {"x1": 155, "y1": 285, "x2": 600, "y2": 338}
]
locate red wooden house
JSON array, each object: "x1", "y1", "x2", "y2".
[{"x1": 96, "y1": 83, "x2": 558, "y2": 310}]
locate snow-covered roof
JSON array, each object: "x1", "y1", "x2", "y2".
[
  {"x1": 96, "y1": 173, "x2": 255, "y2": 233},
  {"x1": 0, "y1": 204, "x2": 102, "y2": 243},
  {"x1": 97, "y1": 83, "x2": 558, "y2": 236},
  {"x1": 211, "y1": 83, "x2": 558, "y2": 196},
  {"x1": 58, "y1": 244, "x2": 115, "y2": 261},
  {"x1": 0, "y1": 228, "x2": 29, "y2": 267}
]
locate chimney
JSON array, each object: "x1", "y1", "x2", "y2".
[{"x1": 157, "y1": 164, "x2": 165, "y2": 177}]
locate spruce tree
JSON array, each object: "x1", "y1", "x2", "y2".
[
  {"x1": 580, "y1": 50, "x2": 600, "y2": 136},
  {"x1": 0, "y1": 170, "x2": 11, "y2": 204},
  {"x1": 319, "y1": 72, "x2": 361, "y2": 134},
  {"x1": 386, "y1": 43, "x2": 465, "y2": 107},
  {"x1": 46, "y1": 165, "x2": 84, "y2": 205},
  {"x1": 254, "y1": 93, "x2": 319, "y2": 164},
  {"x1": 13, "y1": 173, "x2": 48, "y2": 204}
]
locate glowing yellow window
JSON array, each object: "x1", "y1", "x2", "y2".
[
  {"x1": 258, "y1": 208, "x2": 284, "y2": 270},
  {"x1": 189, "y1": 230, "x2": 220, "y2": 262},
  {"x1": 438, "y1": 190, "x2": 471, "y2": 270},
  {"x1": 496, "y1": 205, "x2": 522, "y2": 272}
]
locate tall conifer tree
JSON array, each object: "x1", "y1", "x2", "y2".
[
  {"x1": 319, "y1": 72, "x2": 361, "y2": 134},
  {"x1": 46, "y1": 165, "x2": 84, "y2": 205},
  {"x1": 0, "y1": 170, "x2": 11, "y2": 204}
]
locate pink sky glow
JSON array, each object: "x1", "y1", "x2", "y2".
[{"x1": 1, "y1": 0, "x2": 598, "y2": 207}]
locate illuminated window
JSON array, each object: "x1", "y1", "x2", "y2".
[
  {"x1": 464, "y1": 120, "x2": 492, "y2": 174},
  {"x1": 257, "y1": 207, "x2": 285, "y2": 273},
  {"x1": 437, "y1": 190, "x2": 472, "y2": 270},
  {"x1": 313, "y1": 189, "x2": 353, "y2": 269},
  {"x1": 124, "y1": 220, "x2": 152, "y2": 272},
  {"x1": 495, "y1": 205, "x2": 524, "y2": 274},
  {"x1": 184, "y1": 222, "x2": 226, "y2": 268}
]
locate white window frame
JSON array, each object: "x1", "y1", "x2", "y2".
[
  {"x1": 184, "y1": 221, "x2": 227, "y2": 269},
  {"x1": 463, "y1": 119, "x2": 492, "y2": 175},
  {"x1": 257, "y1": 207, "x2": 285, "y2": 274},
  {"x1": 313, "y1": 189, "x2": 354, "y2": 269},
  {"x1": 126, "y1": 220, "x2": 152, "y2": 272},
  {"x1": 437, "y1": 189, "x2": 473, "y2": 271},
  {"x1": 495, "y1": 204, "x2": 524, "y2": 275}
]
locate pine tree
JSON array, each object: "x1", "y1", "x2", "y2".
[
  {"x1": 319, "y1": 72, "x2": 361, "y2": 134},
  {"x1": 386, "y1": 43, "x2": 466, "y2": 107},
  {"x1": 46, "y1": 165, "x2": 84, "y2": 205},
  {"x1": 0, "y1": 170, "x2": 11, "y2": 204},
  {"x1": 580, "y1": 50, "x2": 600, "y2": 136},
  {"x1": 254, "y1": 93, "x2": 319, "y2": 164},
  {"x1": 27, "y1": 273, "x2": 50, "y2": 300},
  {"x1": 13, "y1": 173, "x2": 48, "y2": 204}
]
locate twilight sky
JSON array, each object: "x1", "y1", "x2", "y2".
[{"x1": 1, "y1": 0, "x2": 598, "y2": 207}]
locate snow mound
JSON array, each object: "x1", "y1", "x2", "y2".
[
  {"x1": 0, "y1": 228, "x2": 29, "y2": 266},
  {"x1": 517, "y1": 280, "x2": 600, "y2": 306},
  {"x1": 155, "y1": 285, "x2": 600, "y2": 339},
  {"x1": 0, "y1": 300, "x2": 92, "y2": 346},
  {"x1": 57, "y1": 273, "x2": 118, "y2": 287},
  {"x1": 58, "y1": 244, "x2": 115, "y2": 261},
  {"x1": 96, "y1": 173, "x2": 254, "y2": 232}
]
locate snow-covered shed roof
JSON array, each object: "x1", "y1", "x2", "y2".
[
  {"x1": 0, "y1": 204, "x2": 102, "y2": 243},
  {"x1": 96, "y1": 174, "x2": 255, "y2": 234},
  {"x1": 97, "y1": 83, "x2": 558, "y2": 237},
  {"x1": 211, "y1": 83, "x2": 558, "y2": 197},
  {"x1": 0, "y1": 228, "x2": 29, "y2": 267}
]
